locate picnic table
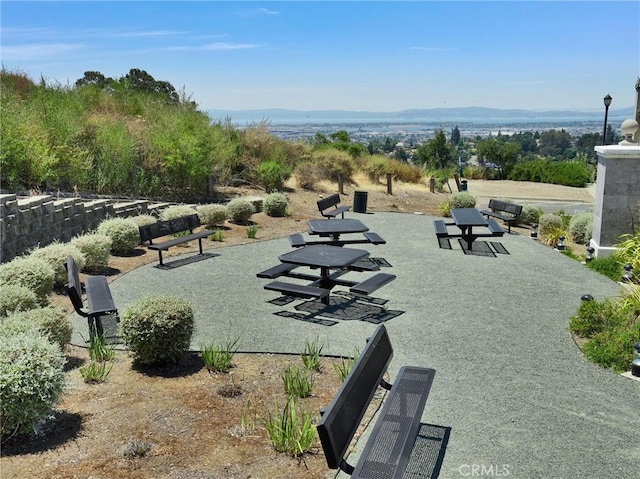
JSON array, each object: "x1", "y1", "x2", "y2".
[
  {"x1": 435, "y1": 208, "x2": 504, "y2": 251},
  {"x1": 289, "y1": 219, "x2": 386, "y2": 247}
]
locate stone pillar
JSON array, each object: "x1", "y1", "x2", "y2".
[{"x1": 590, "y1": 145, "x2": 640, "y2": 257}]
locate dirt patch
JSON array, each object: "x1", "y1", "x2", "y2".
[{"x1": 1, "y1": 177, "x2": 588, "y2": 478}]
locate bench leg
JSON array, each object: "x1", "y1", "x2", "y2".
[
  {"x1": 198, "y1": 238, "x2": 204, "y2": 255},
  {"x1": 88, "y1": 316, "x2": 104, "y2": 341},
  {"x1": 158, "y1": 251, "x2": 164, "y2": 266}
]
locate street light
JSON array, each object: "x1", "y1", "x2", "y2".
[{"x1": 603, "y1": 94, "x2": 612, "y2": 145}]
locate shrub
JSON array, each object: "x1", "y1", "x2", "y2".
[
  {"x1": 518, "y1": 205, "x2": 544, "y2": 225},
  {"x1": 583, "y1": 327, "x2": 640, "y2": 373},
  {"x1": 586, "y1": 254, "x2": 624, "y2": 282},
  {"x1": 160, "y1": 205, "x2": 197, "y2": 221},
  {"x1": 0, "y1": 330, "x2": 66, "y2": 441},
  {"x1": 312, "y1": 148, "x2": 356, "y2": 182},
  {"x1": 129, "y1": 214, "x2": 157, "y2": 227},
  {"x1": 293, "y1": 161, "x2": 324, "y2": 190},
  {"x1": 569, "y1": 298, "x2": 619, "y2": 338},
  {"x1": 197, "y1": 204, "x2": 228, "y2": 228},
  {"x1": 257, "y1": 160, "x2": 292, "y2": 192},
  {"x1": 2, "y1": 307, "x2": 73, "y2": 351},
  {"x1": 0, "y1": 256, "x2": 55, "y2": 306},
  {"x1": 0, "y1": 285, "x2": 38, "y2": 317},
  {"x1": 96, "y1": 218, "x2": 140, "y2": 255},
  {"x1": 120, "y1": 295, "x2": 194, "y2": 365},
  {"x1": 226, "y1": 198, "x2": 254, "y2": 224},
  {"x1": 30, "y1": 242, "x2": 86, "y2": 287},
  {"x1": 538, "y1": 213, "x2": 564, "y2": 237},
  {"x1": 71, "y1": 233, "x2": 112, "y2": 272},
  {"x1": 263, "y1": 192, "x2": 288, "y2": 217},
  {"x1": 448, "y1": 192, "x2": 476, "y2": 209},
  {"x1": 569, "y1": 211, "x2": 594, "y2": 245}
]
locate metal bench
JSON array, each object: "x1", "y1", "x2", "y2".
[
  {"x1": 350, "y1": 272, "x2": 396, "y2": 295},
  {"x1": 263, "y1": 281, "x2": 330, "y2": 300},
  {"x1": 433, "y1": 219, "x2": 449, "y2": 237},
  {"x1": 64, "y1": 255, "x2": 118, "y2": 340},
  {"x1": 480, "y1": 199, "x2": 522, "y2": 233},
  {"x1": 288, "y1": 233, "x2": 306, "y2": 248},
  {"x1": 138, "y1": 214, "x2": 214, "y2": 266},
  {"x1": 257, "y1": 262, "x2": 298, "y2": 279},
  {"x1": 318, "y1": 193, "x2": 351, "y2": 219},
  {"x1": 363, "y1": 231, "x2": 386, "y2": 245},
  {"x1": 317, "y1": 324, "x2": 436, "y2": 478},
  {"x1": 486, "y1": 218, "x2": 505, "y2": 236}
]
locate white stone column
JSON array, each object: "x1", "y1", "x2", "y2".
[{"x1": 590, "y1": 145, "x2": 640, "y2": 257}]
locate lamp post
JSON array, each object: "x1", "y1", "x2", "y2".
[{"x1": 602, "y1": 94, "x2": 612, "y2": 145}]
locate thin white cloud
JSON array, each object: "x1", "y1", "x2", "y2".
[
  {"x1": 110, "y1": 30, "x2": 190, "y2": 38},
  {"x1": 1, "y1": 43, "x2": 86, "y2": 61},
  {"x1": 255, "y1": 8, "x2": 280, "y2": 16}
]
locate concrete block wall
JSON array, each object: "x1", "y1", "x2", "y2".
[{"x1": 0, "y1": 194, "x2": 150, "y2": 262}]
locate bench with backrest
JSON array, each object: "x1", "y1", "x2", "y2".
[
  {"x1": 317, "y1": 193, "x2": 351, "y2": 219},
  {"x1": 317, "y1": 324, "x2": 436, "y2": 478},
  {"x1": 64, "y1": 255, "x2": 118, "y2": 340},
  {"x1": 138, "y1": 214, "x2": 214, "y2": 266},
  {"x1": 480, "y1": 199, "x2": 522, "y2": 233}
]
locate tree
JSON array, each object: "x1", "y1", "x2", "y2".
[
  {"x1": 75, "y1": 71, "x2": 112, "y2": 88},
  {"x1": 415, "y1": 129, "x2": 453, "y2": 170},
  {"x1": 476, "y1": 138, "x2": 522, "y2": 179},
  {"x1": 329, "y1": 130, "x2": 350, "y2": 143},
  {"x1": 124, "y1": 68, "x2": 179, "y2": 103},
  {"x1": 538, "y1": 129, "x2": 572, "y2": 158},
  {"x1": 450, "y1": 125, "x2": 461, "y2": 146}
]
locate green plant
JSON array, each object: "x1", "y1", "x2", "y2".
[
  {"x1": 200, "y1": 337, "x2": 240, "y2": 373},
  {"x1": 333, "y1": 347, "x2": 360, "y2": 382},
  {"x1": 0, "y1": 256, "x2": 55, "y2": 306},
  {"x1": 0, "y1": 330, "x2": 66, "y2": 442},
  {"x1": 448, "y1": 192, "x2": 476, "y2": 209},
  {"x1": 87, "y1": 332, "x2": 116, "y2": 362},
  {"x1": 569, "y1": 211, "x2": 594, "y2": 245},
  {"x1": 2, "y1": 307, "x2": 73, "y2": 351},
  {"x1": 538, "y1": 213, "x2": 564, "y2": 236},
  {"x1": 71, "y1": 233, "x2": 112, "y2": 272},
  {"x1": 129, "y1": 214, "x2": 158, "y2": 227},
  {"x1": 210, "y1": 229, "x2": 225, "y2": 242},
  {"x1": 197, "y1": 204, "x2": 228, "y2": 228},
  {"x1": 0, "y1": 284, "x2": 38, "y2": 317},
  {"x1": 226, "y1": 198, "x2": 254, "y2": 224},
  {"x1": 438, "y1": 201, "x2": 451, "y2": 217},
  {"x1": 615, "y1": 232, "x2": 640, "y2": 279},
  {"x1": 569, "y1": 298, "x2": 620, "y2": 338},
  {"x1": 282, "y1": 364, "x2": 315, "y2": 398},
  {"x1": 518, "y1": 205, "x2": 544, "y2": 225},
  {"x1": 160, "y1": 205, "x2": 197, "y2": 221},
  {"x1": 237, "y1": 397, "x2": 256, "y2": 436},
  {"x1": 119, "y1": 295, "x2": 194, "y2": 365},
  {"x1": 583, "y1": 327, "x2": 640, "y2": 373},
  {"x1": 300, "y1": 336, "x2": 324, "y2": 372},
  {"x1": 263, "y1": 192, "x2": 288, "y2": 217},
  {"x1": 246, "y1": 224, "x2": 258, "y2": 239},
  {"x1": 586, "y1": 254, "x2": 625, "y2": 282},
  {"x1": 262, "y1": 396, "x2": 316, "y2": 456},
  {"x1": 257, "y1": 160, "x2": 291, "y2": 192},
  {"x1": 122, "y1": 439, "x2": 153, "y2": 458},
  {"x1": 96, "y1": 218, "x2": 140, "y2": 255},
  {"x1": 79, "y1": 359, "x2": 113, "y2": 383},
  {"x1": 30, "y1": 242, "x2": 87, "y2": 287}
]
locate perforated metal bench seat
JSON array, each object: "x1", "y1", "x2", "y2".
[
  {"x1": 350, "y1": 273, "x2": 396, "y2": 295},
  {"x1": 433, "y1": 220, "x2": 449, "y2": 238},
  {"x1": 264, "y1": 281, "x2": 330, "y2": 300}
]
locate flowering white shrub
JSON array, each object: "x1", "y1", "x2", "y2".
[
  {"x1": 0, "y1": 285, "x2": 38, "y2": 317},
  {"x1": 0, "y1": 256, "x2": 55, "y2": 306},
  {"x1": 71, "y1": 233, "x2": 112, "y2": 272},
  {"x1": 30, "y1": 242, "x2": 86, "y2": 287},
  {"x1": 97, "y1": 218, "x2": 140, "y2": 255}
]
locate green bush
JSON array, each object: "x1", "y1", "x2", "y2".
[
  {"x1": 0, "y1": 256, "x2": 55, "y2": 306},
  {"x1": 311, "y1": 148, "x2": 356, "y2": 182},
  {"x1": 96, "y1": 218, "x2": 140, "y2": 255},
  {"x1": 129, "y1": 214, "x2": 158, "y2": 227},
  {"x1": 257, "y1": 160, "x2": 291, "y2": 192},
  {"x1": 263, "y1": 192, "x2": 288, "y2": 217},
  {"x1": 160, "y1": 205, "x2": 197, "y2": 221},
  {"x1": 197, "y1": 204, "x2": 228, "y2": 228},
  {"x1": 70, "y1": 233, "x2": 112, "y2": 272},
  {"x1": 0, "y1": 330, "x2": 66, "y2": 441},
  {"x1": 30, "y1": 242, "x2": 86, "y2": 287},
  {"x1": 120, "y1": 295, "x2": 194, "y2": 365},
  {"x1": 569, "y1": 298, "x2": 620, "y2": 338},
  {"x1": 448, "y1": 192, "x2": 476, "y2": 209},
  {"x1": 586, "y1": 254, "x2": 624, "y2": 282},
  {"x1": 583, "y1": 327, "x2": 640, "y2": 373},
  {"x1": 0, "y1": 285, "x2": 39, "y2": 317},
  {"x1": 538, "y1": 213, "x2": 564, "y2": 237},
  {"x1": 508, "y1": 159, "x2": 592, "y2": 187},
  {"x1": 518, "y1": 205, "x2": 544, "y2": 225},
  {"x1": 226, "y1": 198, "x2": 254, "y2": 224},
  {"x1": 2, "y1": 307, "x2": 73, "y2": 351},
  {"x1": 569, "y1": 211, "x2": 594, "y2": 246}
]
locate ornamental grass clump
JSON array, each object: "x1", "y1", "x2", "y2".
[
  {"x1": 226, "y1": 198, "x2": 254, "y2": 224},
  {"x1": 263, "y1": 396, "x2": 316, "y2": 456},
  {"x1": 0, "y1": 285, "x2": 38, "y2": 317},
  {"x1": 0, "y1": 330, "x2": 66, "y2": 442},
  {"x1": 197, "y1": 204, "x2": 228, "y2": 228},
  {"x1": 2, "y1": 307, "x2": 73, "y2": 351},
  {"x1": 97, "y1": 218, "x2": 140, "y2": 255},
  {"x1": 569, "y1": 211, "x2": 594, "y2": 246},
  {"x1": 30, "y1": 242, "x2": 86, "y2": 287},
  {"x1": 263, "y1": 192, "x2": 288, "y2": 217},
  {"x1": 71, "y1": 233, "x2": 112, "y2": 272},
  {"x1": 538, "y1": 213, "x2": 566, "y2": 246},
  {"x1": 120, "y1": 295, "x2": 194, "y2": 365},
  {"x1": 0, "y1": 256, "x2": 55, "y2": 306}
]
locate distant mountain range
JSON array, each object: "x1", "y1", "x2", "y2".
[{"x1": 208, "y1": 106, "x2": 634, "y2": 122}]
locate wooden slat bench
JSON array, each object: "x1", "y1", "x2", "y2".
[
  {"x1": 64, "y1": 255, "x2": 118, "y2": 340},
  {"x1": 138, "y1": 214, "x2": 214, "y2": 266},
  {"x1": 480, "y1": 199, "x2": 522, "y2": 233},
  {"x1": 350, "y1": 272, "x2": 396, "y2": 295},
  {"x1": 317, "y1": 324, "x2": 436, "y2": 478},
  {"x1": 263, "y1": 281, "x2": 330, "y2": 300},
  {"x1": 318, "y1": 193, "x2": 351, "y2": 219}
]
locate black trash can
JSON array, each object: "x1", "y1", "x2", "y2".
[
  {"x1": 460, "y1": 180, "x2": 468, "y2": 191},
  {"x1": 353, "y1": 191, "x2": 368, "y2": 213}
]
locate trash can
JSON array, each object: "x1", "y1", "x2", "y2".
[
  {"x1": 353, "y1": 191, "x2": 368, "y2": 213},
  {"x1": 460, "y1": 180, "x2": 468, "y2": 191}
]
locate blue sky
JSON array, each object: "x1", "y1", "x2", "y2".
[{"x1": 2, "y1": 1, "x2": 638, "y2": 112}]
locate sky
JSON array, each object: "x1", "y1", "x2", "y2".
[{"x1": 2, "y1": 1, "x2": 639, "y2": 113}]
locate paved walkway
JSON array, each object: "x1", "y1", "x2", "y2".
[{"x1": 69, "y1": 211, "x2": 639, "y2": 479}]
